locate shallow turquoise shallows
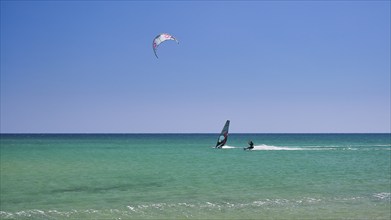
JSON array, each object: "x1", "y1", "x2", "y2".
[{"x1": 1, "y1": 134, "x2": 390, "y2": 219}]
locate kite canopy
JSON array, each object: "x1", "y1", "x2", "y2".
[{"x1": 152, "y1": 33, "x2": 179, "y2": 58}]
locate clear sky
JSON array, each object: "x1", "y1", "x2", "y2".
[{"x1": 1, "y1": 1, "x2": 390, "y2": 133}]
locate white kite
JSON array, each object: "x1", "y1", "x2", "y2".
[{"x1": 152, "y1": 33, "x2": 179, "y2": 58}]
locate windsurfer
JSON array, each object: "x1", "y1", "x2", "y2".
[{"x1": 215, "y1": 120, "x2": 230, "y2": 149}]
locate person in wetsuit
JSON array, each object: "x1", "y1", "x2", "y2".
[{"x1": 245, "y1": 140, "x2": 254, "y2": 150}]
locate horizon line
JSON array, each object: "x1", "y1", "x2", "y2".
[{"x1": 1, "y1": 132, "x2": 390, "y2": 135}]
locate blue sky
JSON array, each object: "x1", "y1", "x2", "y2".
[{"x1": 1, "y1": 1, "x2": 390, "y2": 133}]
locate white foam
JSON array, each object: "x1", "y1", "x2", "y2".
[
  {"x1": 213, "y1": 144, "x2": 391, "y2": 151},
  {"x1": 2, "y1": 196, "x2": 387, "y2": 219},
  {"x1": 221, "y1": 145, "x2": 237, "y2": 149},
  {"x1": 373, "y1": 192, "x2": 391, "y2": 200},
  {"x1": 210, "y1": 145, "x2": 238, "y2": 149},
  {"x1": 126, "y1": 206, "x2": 136, "y2": 212},
  {"x1": 252, "y1": 144, "x2": 309, "y2": 151}
]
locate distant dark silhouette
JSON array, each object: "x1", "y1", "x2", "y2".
[{"x1": 244, "y1": 140, "x2": 254, "y2": 150}]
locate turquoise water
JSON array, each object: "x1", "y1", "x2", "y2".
[{"x1": 1, "y1": 134, "x2": 390, "y2": 219}]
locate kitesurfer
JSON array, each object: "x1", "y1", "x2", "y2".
[{"x1": 244, "y1": 140, "x2": 254, "y2": 150}]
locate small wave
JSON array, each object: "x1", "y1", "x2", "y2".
[
  {"x1": 0, "y1": 198, "x2": 323, "y2": 219},
  {"x1": 373, "y1": 192, "x2": 391, "y2": 201},
  {"x1": 2, "y1": 195, "x2": 389, "y2": 219}
]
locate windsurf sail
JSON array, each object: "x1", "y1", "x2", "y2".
[
  {"x1": 215, "y1": 120, "x2": 230, "y2": 148},
  {"x1": 152, "y1": 33, "x2": 179, "y2": 58}
]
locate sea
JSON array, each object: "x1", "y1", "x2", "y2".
[{"x1": 0, "y1": 133, "x2": 390, "y2": 219}]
